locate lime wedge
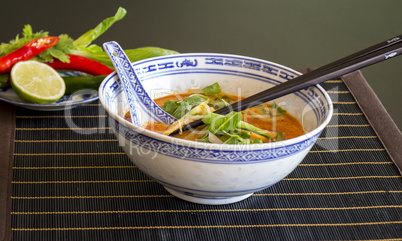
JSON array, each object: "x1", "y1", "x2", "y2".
[{"x1": 11, "y1": 61, "x2": 66, "y2": 104}]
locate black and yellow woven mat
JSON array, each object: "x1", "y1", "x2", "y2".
[{"x1": 5, "y1": 71, "x2": 402, "y2": 240}]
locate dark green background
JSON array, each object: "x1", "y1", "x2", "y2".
[{"x1": 2, "y1": 0, "x2": 401, "y2": 129}]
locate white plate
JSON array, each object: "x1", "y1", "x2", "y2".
[{"x1": 0, "y1": 72, "x2": 99, "y2": 111}]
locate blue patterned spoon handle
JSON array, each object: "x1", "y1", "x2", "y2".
[{"x1": 103, "y1": 41, "x2": 177, "y2": 125}]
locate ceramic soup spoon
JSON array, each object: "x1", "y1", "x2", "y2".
[{"x1": 103, "y1": 41, "x2": 177, "y2": 126}]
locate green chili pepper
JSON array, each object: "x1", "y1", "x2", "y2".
[
  {"x1": 63, "y1": 75, "x2": 107, "y2": 95},
  {"x1": 0, "y1": 74, "x2": 9, "y2": 88}
]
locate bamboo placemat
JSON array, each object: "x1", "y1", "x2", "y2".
[{"x1": 6, "y1": 71, "x2": 402, "y2": 240}]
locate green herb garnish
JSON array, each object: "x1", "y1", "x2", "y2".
[
  {"x1": 202, "y1": 82, "x2": 230, "y2": 109},
  {"x1": 202, "y1": 112, "x2": 276, "y2": 142},
  {"x1": 0, "y1": 7, "x2": 178, "y2": 68},
  {"x1": 162, "y1": 94, "x2": 208, "y2": 119},
  {"x1": 208, "y1": 111, "x2": 242, "y2": 135},
  {"x1": 202, "y1": 82, "x2": 221, "y2": 96},
  {"x1": 162, "y1": 82, "x2": 286, "y2": 144}
]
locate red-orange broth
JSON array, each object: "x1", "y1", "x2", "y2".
[{"x1": 124, "y1": 93, "x2": 305, "y2": 142}]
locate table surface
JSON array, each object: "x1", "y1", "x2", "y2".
[
  {"x1": 1, "y1": 1, "x2": 402, "y2": 241},
  {"x1": 3, "y1": 71, "x2": 402, "y2": 241},
  {"x1": 1, "y1": 0, "x2": 401, "y2": 130}
]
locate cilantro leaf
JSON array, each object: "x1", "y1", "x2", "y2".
[
  {"x1": 163, "y1": 100, "x2": 180, "y2": 114},
  {"x1": 185, "y1": 94, "x2": 209, "y2": 107},
  {"x1": 0, "y1": 25, "x2": 48, "y2": 56},
  {"x1": 202, "y1": 82, "x2": 221, "y2": 96},
  {"x1": 172, "y1": 101, "x2": 192, "y2": 119},
  {"x1": 162, "y1": 94, "x2": 208, "y2": 119}
]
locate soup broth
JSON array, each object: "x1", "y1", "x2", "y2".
[{"x1": 124, "y1": 92, "x2": 305, "y2": 143}]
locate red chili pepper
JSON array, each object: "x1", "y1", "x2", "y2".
[
  {"x1": 46, "y1": 54, "x2": 114, "y2": 75},
  {"x1": 0, "y1": 36, "x2": 60, "y2": 74}
]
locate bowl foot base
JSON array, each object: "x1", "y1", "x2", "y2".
[{"x1": 164, "y1": 187, "x2": 253, "y2": 205}]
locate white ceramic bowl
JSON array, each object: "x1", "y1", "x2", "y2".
[{"x1": 99, "y1": 53, "x2": 333, "y2": 205}]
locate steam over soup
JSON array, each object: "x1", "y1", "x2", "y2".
[{"x1": 124, "y1": 83, "x2": 305, "y2": 144}]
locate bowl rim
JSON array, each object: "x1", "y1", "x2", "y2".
[{"x1": 99, "y1": 52, "x2": 334, "y2": 151}]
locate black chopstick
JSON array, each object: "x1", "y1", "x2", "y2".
[
  {"x1": 295, "y1": 34, "x2": 402, "y2": 82},
  {"x1": 169, "y1": 35, "x2": 402, "y2": 135},
  {"x1": 223, "y1": 41, "x2": 402, "y2": 111}
]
